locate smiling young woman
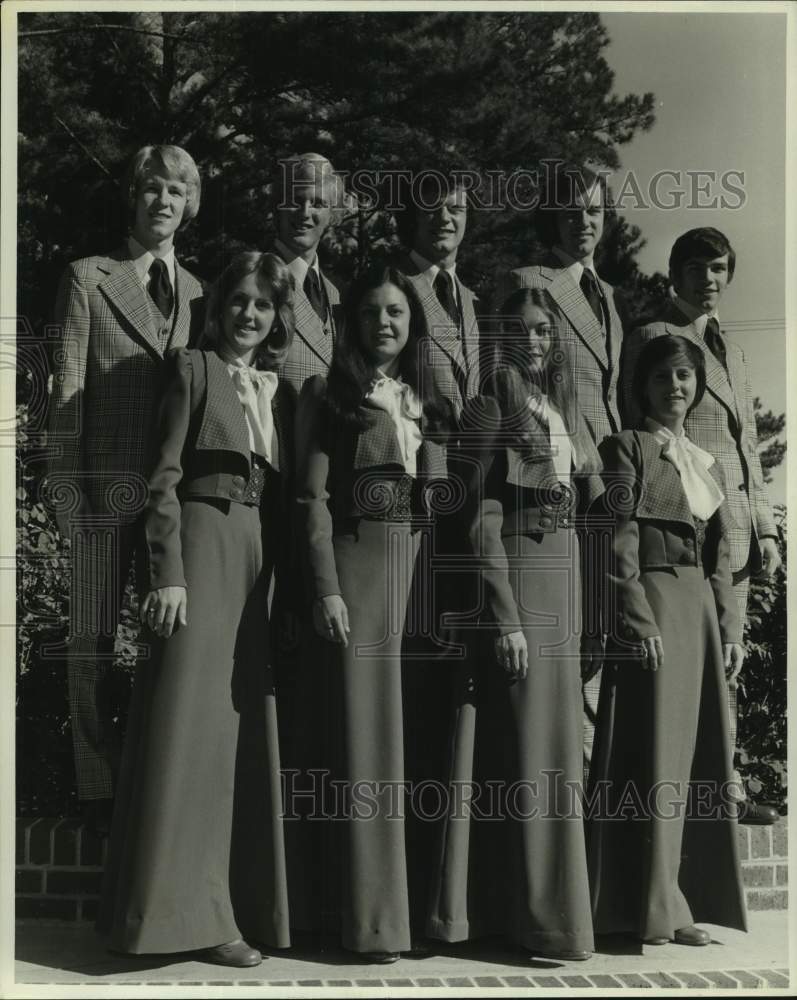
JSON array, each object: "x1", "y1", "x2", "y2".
[
  {"x1": 588, "y1": 334, "x2": 747, "y2": 947},
  {"x1": 285, "y1": 264, "x2": 453, "y2": 963}
]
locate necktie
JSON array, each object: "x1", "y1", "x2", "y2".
[
  {"x1": 304, "y1": 267, "x2": 326, "y2": 323},
  {"x1": 148, "y1": 258, "x2": 173, "y2": 319},
  {"x1": 434, "y1": 270, "x2": 461, "y2": 329},
  {"x1": 579, "y1": 268, "x2": 604, "y2": 328},
  {"x1": 703, "y1": 317, "x2": 727, "y2": 371}
]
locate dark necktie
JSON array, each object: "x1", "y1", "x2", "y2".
[
  {"x1": 703, "y1": 317, "x2": 727, "y2": 371},
  {"x1": 148, "y1": 258, "x2": 173, "y2": 319},
  {"x1": 579, "y1": 268, "x2": 604, "y2": 328},
  {"x1": 304, "y1": 267, "x2": 326, "y2": 323},
  {"x1": 434, "y1": 270, "x2": 461, "y2": 329}
]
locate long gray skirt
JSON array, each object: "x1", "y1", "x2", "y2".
[
  {"x1": 284, "y1": 519, "x2": 419, "y2": 953},
  {"x1": 97, "y1": 498, "x2": 290, "y2": 953},
  {"x1": 588, "y1": 565, "x2": 747, "y2": 940},
  {"x1": 427, "y1": 527, "x2": 594, "y2": 954}
]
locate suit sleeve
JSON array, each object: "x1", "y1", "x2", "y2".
[
  {"x1": 48, "y1": 263, "x2": 90, "y2": 532},
  {"x1": 295, "y1": 375, "x2": 340, "y2": 601},
  {"x1": 737, "y1": 346, "x2": 777, "y2": 540},
  {"x1": 619, "y1": 326, "x2": 656, "y2": 430},
  {"x1": 599, "y1": 433, "x2": 660, "y2": 643},
  {"x1": 710, "y1": 520, "x2": 743, "y2": 645},
  {"x1": 458, "y1": 397, "x2": 521, "y2": 635},
  {"x1": 144, "y1": 349, "x2": 193, "y2": 591}
]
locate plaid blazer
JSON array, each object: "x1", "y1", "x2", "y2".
[
  {"x1": 620, "y1": 301, "x2": 775, "y2": 574},
  {"x1": 47, "y1": 245, "x2": 204, "y2": 526},
  {"x1": 599, "y1": 429, "x2": 741, "y2": 646},
  {"x1": 275, "y1": 248, "x2": 341, "y2": 394},
  {"x1": 494, "y1": 256, "x2": 624, "y2": 445},
  {"x1": 395, "y1": 254, "x2": 482, "y2": 419}
]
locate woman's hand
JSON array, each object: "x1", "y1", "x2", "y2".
[
  {"x1": 313, "y1": 595, "x2": 350, "y2": 647},
  {"x1": 140, "y1": 587, "x2": 188, "y2": 639},
  {"x1": 495, "y1": 630, "x2": 528, "y2": 680},
  {"x1": 724, "y1": 642, "x2": 745, "y2": 689},
  {"x1": 640, "y1": 635, "x2": 664, "y2": 671},
  {"x1": 581, "y1": 635, "x2": 605, "y2": 683}
]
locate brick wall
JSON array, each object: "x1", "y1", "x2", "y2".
[{"x1": 15, "y1": 815, "x2": 788, "y2": 920}]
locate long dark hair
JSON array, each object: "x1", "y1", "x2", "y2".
[
  {"x1": 201, "y1": 251, "x2": 295, "y2": 370},
  {"x1": 325, "y1": 264, "x2": 453, "y2": 435},
  {"x1": 490, "y1": 287, "x2": 599, "y2": 472},
  {"x1": 631, "y1": 334, "x2": 707, "y2": 423}
]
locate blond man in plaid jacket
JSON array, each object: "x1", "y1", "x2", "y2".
[{"x1": 47, "y1": 145, "x2": 205, "y2": 827}]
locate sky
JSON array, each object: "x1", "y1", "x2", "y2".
[{"x1": 601, "y1": 9, "x2": 788, "y2": 504}]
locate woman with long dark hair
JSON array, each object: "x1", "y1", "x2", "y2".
[
  {"x1": 426, "y1": 287, "x2": 603, "y2": 961},
  {"x1": 291, "y1": 264, "x2": 452, "y2": 962},
  {"x1": 98, "y1": 252, "x2": 295, "y2": 966},
  {"x1": 588, "y1": 334, "x2": 747, "y2": 946}
]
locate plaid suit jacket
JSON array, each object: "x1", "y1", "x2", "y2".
[
  {"x1": 620, "y1": 301, "x2": 775, "y2": 574},
  {"x1": 395, "y1": 254, "x2": 482, "y2": 419},
  {"x1": 47, "y1": 245, "x2": 204, "y2": 526},
  {"x1": 275, "y1": 248, "x2": 341, "y2": 394},
  {"x1": 494, "y1": 256, "x2": 623, "y2": 445}
]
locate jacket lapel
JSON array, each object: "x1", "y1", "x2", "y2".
[
  {"x1": 170, "y1": 262, "x2": 199, "y2": 351},
  {"x1": 194, "y1": 352, "x2": 251, "y2": 463},
  {"x1": 293, "y1": 282, "x2": 334, "y2": 367},
  {"x1": 663, "y1": 309, "x2": 738, "y2": 420},
  {"x1": 98, "y1": 248, "x2": 163, "y2": 358},
  {"x1": 548, "y1": 266, "x2": 609, "y2": 369},
  {"x1": 459, "y1": 282, "x2": 481, "y2": 389},
  {"x1": 406, "y1": 270, "x2": 467, "y2": 374},
  {"x1": 635, "y1": 432, "x2": 697, "y2": 526}
]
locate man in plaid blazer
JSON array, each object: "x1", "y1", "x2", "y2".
[
  {"x1": 495, "y1": 163, "x2": 624, "y2": 780},
  {"x1": 393, "y1": 172, "x2": 482, "y2": 418},
  {"x1": 620, "y1": 227, "x2": 781, "y2": 824},
  {"x1": 272, "y1": 153, "x2": 343, "y2": 394},
  {"x1": 47, "y1": 145, "x2": 205, "y2": 830}
]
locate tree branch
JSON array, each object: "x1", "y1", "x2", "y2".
[{"x1": 53, "y1": 115, "x2": 113, "y2": 177}]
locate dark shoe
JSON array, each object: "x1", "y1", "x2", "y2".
[
  {"x1": 82, "y1": 799, "x2": 114, "y2": 839},
  {"x1": 737, "y1": 800, "x2": 779, "y2": 825},
  {"x1": 532, "y1": 948, "x2": 592, "y2": 961},
  {"x1": 204, "y1": 939, "x2": 262, "y2": 967},
  {"x1": 674, "y1": 925, "x2": 710, "y2": 947},
  {"x1": 364, "y1": 951, "x2": 400, "y2": 964},
  {"x1": 643, "y1": 936, "x2": 670, "y2": 945},
  {"x1": 405, "y1": 939, "x2": 432, "y2": 957}
]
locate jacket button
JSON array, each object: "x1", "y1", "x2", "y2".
[
  {"x1": 560, "y1": 516, "x2": 569, "y2": 528},
  {"x1": 738, "y1": 483, "x2": 747, "y2": 492},
  {"x1": 232, "y1": 476, "x2": 245, "y2": 489},
  {"x1": 539, "y1": 516, "x2": 552, "y2": 528}
]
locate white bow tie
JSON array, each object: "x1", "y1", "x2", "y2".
[
  {"x1": 648, "y1": 420, "x2": 724, "y2": 520},
  {"x1": 367, "y1": 376, "x2": 423, "y2": 471},
  {"x1": 223, "y1": 355, "x2": 279, "y2": 468}
]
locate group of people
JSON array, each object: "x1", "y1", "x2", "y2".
[{"x1": 45, "y1": 144, "x2": 781, "y2": 968}]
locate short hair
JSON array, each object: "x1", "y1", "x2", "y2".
[
  {"x1": 201, "y1": 251, "x2": 295, "y2": 370},
  {"x1": 631, "y1": 334, "x2": 707, "y2": 420},
  {"x1": 534, "y1": 162, "x2": 609, "y2": 250},
  {"x1": 393, "y1": 170, "x2": 470, "y2": 250},
  {"x1": 272, "y1": 151, "x2": 346, "y2": 215},
  {"x1": 668, "y1": 227, "x2": 736, "y2": 282},
  {"x1": 123, "y1": 145, "x2": 201, "y2": 224}
]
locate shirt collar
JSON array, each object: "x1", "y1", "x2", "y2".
[
  {"x1": 645, "y1": 416, "x2": 685, "y2": 441},
  {"x1": 671, "y1": 291, "x2": 719, "y2": 335},
  {"x1": 275, "y1": 238, "x2": 320, "y2": 289},
  {"x1": 409, "y1": 249, "x2": 458, "y2": 291},
  {"x1": 553, "y1": 245, "x2": 597, "y2": 286},
  {"x1": 128, "y1": 236, "x2": 176, "y2": 288}
]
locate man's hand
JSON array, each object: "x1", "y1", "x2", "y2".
[
  {"x1": 640, "y1": 635, "x2": 664, "y2": 672},
  {"x1": 760, "y1": 536, "x2": 781, "y2": 577},
  {"x1": 724, "y1": 642, "x2": 745, "y2": 689}
]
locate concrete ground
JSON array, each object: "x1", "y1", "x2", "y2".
[{"x1": 9, "y1": 911, "x2": 792, "y2": 993}]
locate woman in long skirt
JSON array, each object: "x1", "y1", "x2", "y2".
[
  {"x1": 588, "y1": 334, "x2": 747, "y2": 945},
  {"x1": 97, "y1": 252, "x2": 296, "y2": 966},
  {"x1": 290, "y1": 264, "x2": 452, "y2": 962},
  {"x1": 427, "y1": 288, "x2": 604, "y2": 960}
]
